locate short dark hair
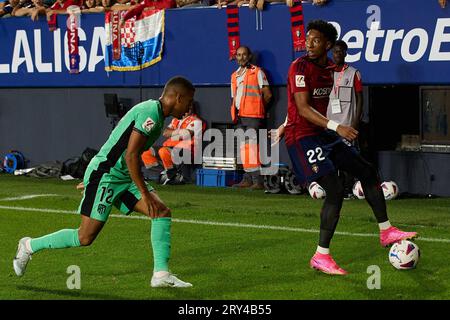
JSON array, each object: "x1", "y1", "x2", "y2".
[
  {"x1": 165, "y1": 76, "x2": 195, "y2": 94},
  {"x1": 334, "y1": 40, "x2": 348, "y2": 51},
  {"x1": 307, "y1": 19, "x2": 338, "y2": 47}
]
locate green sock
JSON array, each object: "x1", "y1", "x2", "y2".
[
  {"x1": 151, "y1": 217, "x2": 171, "y2": 272},
  {"x1": 30, "y1": 229, "x2": 81, "y2": 253}
]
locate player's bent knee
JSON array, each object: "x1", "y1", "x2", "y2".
[
  {"x1": 154, "y1": 208, "x2": 172, "y2": 218},
  {"x1": 78, "y1": 233, "x2": 96, "y2": 246}
]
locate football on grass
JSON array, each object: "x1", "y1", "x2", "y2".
[
  {"x1": 389, "y1": 240, "x2": 420, "y2": 270},
  {"x1": 381, "y1": 180, "x2": 399, "y2": 200}
]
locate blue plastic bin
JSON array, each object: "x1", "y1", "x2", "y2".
[{"x1": 196, "y1": 169, "x2": 243, "y2": 187}]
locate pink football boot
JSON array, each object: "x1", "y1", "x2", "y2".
[
  {"x1": 380, "y1": 226, "x2": 418, "y2": 247},
  {"x1": 310, "y1": 252, "x2": 348, "y2": 275}
]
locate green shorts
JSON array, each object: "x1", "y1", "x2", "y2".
[{"x1": 77, "y1": 173, "x2": 154, "y2": 222}]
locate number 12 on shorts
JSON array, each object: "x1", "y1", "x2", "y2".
[{"x1": 100, "y1": 187, "x2": 114, "y2": 204}]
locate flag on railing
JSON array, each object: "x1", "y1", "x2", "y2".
[
  {"x1": 226, "y1": 4, "x2": 240, "y2": 60},
  {"x1": 104, "y1": 9, "x2": 165, "y2": 72},
  {"x1": 290, "y1": 0, "x2": 306, "y2": 52},
  {"x1": 67, "y1": 12, "x2": 80, "y2": 74}
]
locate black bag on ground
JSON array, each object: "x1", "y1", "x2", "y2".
[
  {"x1": 26, "y1": 161, "x2": 64, "y2": 178},
  {"x1": 63, "y1": 148, "x2": 98, "y2": 179}
]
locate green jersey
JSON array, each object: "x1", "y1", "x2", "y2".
[{"x1": 86, "y1": 99, "x2": 165, "y2": 182}]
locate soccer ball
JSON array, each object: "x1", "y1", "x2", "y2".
[
  {"x1": 308, "y1": 182, "x2": 326, "y2": 199},
  {"x1": 388, "y1": 240, "x2": 420, "y2": 270},
  {"x1": 352, "y1": 181, "x2": 365, "y2": 199},
  {"x1": 381, "y1": 181, "x2": 399, "y2": 200}
]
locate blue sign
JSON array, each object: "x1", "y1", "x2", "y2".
[{"x1": 0, "y1": 1, "x2": 449, "y2": 87}]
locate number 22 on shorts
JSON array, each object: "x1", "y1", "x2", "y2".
[{"x1": 306, "y1": 147, "x2": 325, "y2": 164}]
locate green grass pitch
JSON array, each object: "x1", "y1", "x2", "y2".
[{"x1": 0, "y1": 175, "x2": 449, "y2": 300}]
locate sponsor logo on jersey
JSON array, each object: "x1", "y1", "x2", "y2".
[
  {"x1": 313, "y1": 87, "x2": 332, "y2": 96},
  {"x1": 142, "y1": 117, "x2": 155, "y2": 132},
  {"x1": 295, "y1": 75, "x2": 306, "y2": 87}
]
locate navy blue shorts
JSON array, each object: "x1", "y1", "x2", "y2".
[{"x1": 287, "y1": 130, "x2": 359, "y2": 184}]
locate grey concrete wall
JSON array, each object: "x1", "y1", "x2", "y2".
[
  {"x1": 378, "y1": 151, "x2": 450, "y2": 197},
  {"x1": 0, "y1": 86, "x2": 290, "y2": 167},
  {"x1": 2, "y1": 86, "x2": 450, "y2": 197}
]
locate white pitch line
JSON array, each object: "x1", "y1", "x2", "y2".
[
  {"x1": 0, "y1": 194, "x2": 60, "y2": 201},
  {"x1": 1, "y1": 205, "x2": 449, "y2": 244}
]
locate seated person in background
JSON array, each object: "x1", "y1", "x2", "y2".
[
  {"x1": 100, "y1": 0, "x2": 112, "y2": 10},
  {"x1": 30, "y1": 0, "x2": 55, "y2": 20},
  {"x1": 248, "y1": 0, "x2": 264, "y2": 10},
  {"x1": 121, "y1": 0, "x2": 175, "y2": 24},
  {"x1": 176, "y1": 0, "x2": 209, "y2": 8},
  {"x1": 0, "y1": 0, "x2": 20, "y2": 17},
  {"x1": 109, "y1": 0, "x2": 134, "y2": 10},
  {"x1": 141, "y1": 147, "x2": 159, "y2": 169},
  {"x1": 141, "y1": 102, "x2": 205, "y2": 185},
  {"x1": 81, "y1": 0, "x2": 104, "y2": 12},
  {"x1": 223, "y1": 0, "x2": 292, "y2": 10},
  {"x1": 439, "y1": 0, "x2": 446, "y2": 8},
  {"x1": 312, "y1": 0, "x2": 327, "y2": 5},
  {"x1": 215, "y1": 0, "x2": 231, "y2": 9},
  {"x1": 46, "y1": 0, "x2": 81, "y2": 21},
  {"x1": 0, "y1": 0, "x2": 7, "y2": 15},
  {"x1": 103, "y1": 0, "x2": 136, "y2": 11},
  {"x1": 13, "y1": 0, "x2": 54, "y2": 20},
  {"x1": 267, "y1": 0, "x2": 294, "y2": 8},
  {"x1": 11, "y1": 0, "x2": 35, "y2": 17}
]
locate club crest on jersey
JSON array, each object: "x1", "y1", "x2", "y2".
[
  {"x1": 142, "y1": 117, "x2": 155, "y2": 132},
  {"x1": 97, "y1": 204, "x2": 106, "y2": 215},
  {"x1": 295, "y1": 75, "x2": 306, "y2": 87},
  {"x1": 312, "y1": 164, "x2": 319, "y2": 173}
]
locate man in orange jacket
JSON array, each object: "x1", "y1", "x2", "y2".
[{"x1": 230, "y1": 46, "x2": 272, "y2": 189}]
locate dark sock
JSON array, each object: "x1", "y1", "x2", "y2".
[{"x1": 317, "y1": 173, "x2": 344, "y2": 248}]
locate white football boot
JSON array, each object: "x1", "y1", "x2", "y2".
[
  {"x1": 151, "y1": 273, "x2": 193, "y2": 288},
  {"x1": 13, "y1": 237, "x2": 33, "y2": 277}
]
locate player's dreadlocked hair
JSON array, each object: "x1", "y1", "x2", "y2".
[
  {"x1": 165, "y1": 76, "x2": 195, "y2": 94},
  {"x1": 307, "y1": 20, "x2": 338, "y2": 47}
]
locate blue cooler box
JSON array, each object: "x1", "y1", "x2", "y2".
[{"x1": 196, "y1": 169, "x2": 243, "y2": 187}]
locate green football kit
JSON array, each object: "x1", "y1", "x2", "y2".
[
  {"x1": 78, "y1": 99, "x2": 164, "y2": 222},
  {"x1": 29, "y1": 99, "x2": 173, "y2": 273}
]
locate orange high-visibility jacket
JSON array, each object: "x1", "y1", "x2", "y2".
[
  {"x1": 162, "y1": 114, "x2": 205, "y2": 149},
  {"x1": 231, "y1": 65, "x2": 266, "y2": 122}
]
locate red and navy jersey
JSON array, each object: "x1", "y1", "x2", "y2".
[{"x1": 285, "y1": 55, "x2": 335, "y2": 145}]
